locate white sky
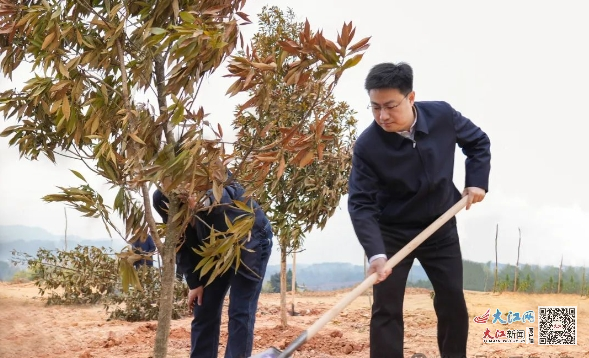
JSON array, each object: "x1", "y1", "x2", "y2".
[{"x1": 1, "y1": 0, "x2": 588, "y2": 268}]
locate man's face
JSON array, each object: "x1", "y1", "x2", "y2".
[{"x1": 368, "y1": 88, "x2": 415, "y2": 133}]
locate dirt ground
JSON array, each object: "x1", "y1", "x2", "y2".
[{"x1": 1, "y1": 282, "x2": 588, "y2": 358}]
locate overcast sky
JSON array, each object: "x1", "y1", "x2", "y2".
[{"x1": 1, "y1": 0, "x2": 588, "y2": 268}]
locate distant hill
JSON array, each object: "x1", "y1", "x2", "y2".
[
  {"x1": 0, "y1": 225, "x2": 125, "y2": 262},
  {"x1": 263, "y1": 262, "x2": 429, "y2": 291},
  {"x1": 0, "y1": 239, "x2": 122, "y2": 262},
  {"x1": 0, "y1": 225, "x2": 108, "y2": 243}
]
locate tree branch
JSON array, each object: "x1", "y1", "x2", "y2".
[
  {"x1": 74, "y1": 0, "x2": 114, "y2": 30},
  {"x1": 80, "y1": 69, "x2": 124, "y2": 97},
  {"x1": 141, "y1": 182, "x2": 162, "y2": 251},
  {"x1": 154, "y1": 54, "x2": 175, "y2": 145}
]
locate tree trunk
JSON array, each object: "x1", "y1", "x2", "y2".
[
  {"x1": 557, "y1": 255, "x2": 563, "y2": 294},
  {"x1": 157, "y1": 253, "x2": 163, "y2": 276},
  {"x1": 291, "y1": 251, "x2": 296, "y2": 315},
  {"x1": 149, "y1": 47, "x2": 182, "y2": 358},
  {"x1": 280, "y1": 241, "x2": 288, "y2": 327},
  {"x1": 152, "y1": 196, "x2": 182, "y2": 358},
  {"x1": 514, "y1": 227, "x2": 521, "y2": 292},
  {"x1": 153, "y1": 238, "x2": 177, "y2": 358},
  {"x1": 493, "y1": 224, "x2": 499, "y2": 293}
]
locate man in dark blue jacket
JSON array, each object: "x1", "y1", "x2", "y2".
[
  {"x1": 348, "y1": 62, "x2": 491, "y2": 358},
  {"x1": 132, "y1": 234, "x2": 156, "y2": 269},
  {"x1": 153, "y1": 180, "x2": 273, "y2": 358}
]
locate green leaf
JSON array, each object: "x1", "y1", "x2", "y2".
[
  {"x1": 199, "y1": 257, "x2": 216, "y2": 277},
  {"x1": 150, "y1": 27, "x2": 167, "y2": 35},
  {"x1": 70, "y1": 169, "x2": 87, "y2": 182},
  {"x1": 0, "y1": 125, "x2": 20, "y2": 137},
  {"x1": 212, "y1": 181, "x2": 223, "y2": 203},
  {"x1": 232, "y1": 200, "x2": 252, "y2": 213},
  {"x1": 179, "y1": 12, "x2": 196, "y2": 23},
  {"x1": 114, "y1": 187, "x2": 125, "y2": 213},
  {"x1": 341, "y1": 53, "x2": 364, "y2": 70}
]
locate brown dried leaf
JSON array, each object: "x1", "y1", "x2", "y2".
[
  {"x1": 325, "y1": 39, "x2": 339, "y2": 53},
  {"x1": 298, "y1": 150, "x2": 315, "y2": 168},
  {"x1": 278, "y1": 40, "x2": 300, "y2": 55},
  {"x1": 242, "y1": 68, "x2": 256, "y2": 88},
  {"x1": 62, "y1": 96, "x2": 70, "y2": 120},
  {"x1": 277, "y1": 155, "x2": 286, "y2": 179},
  {"x1": 58, "y1": 61, "x2": 69, "y2": 78},
  {"x1": 172, "y1": 0, "x2": 179, "y2": 18},
  {"x1": 260, "y1": 122, "x2": 274, "y2": 137},
  {"x1": 238, "y1": 95, "x2": 260, "y2": 113},
  {"x1": 129, "y1": 132, "x2": 145, "y2": 145},
  {"x1": 297, "y1": 71, "x2": 311, "y2": 86},
  {"x1": 304, "y1": 19, "x2": 311, "y2": 40},
  {"x1": 281, "y1": 126, "x2": 299, "y2": 145},
  {"x1": 255, "y1": 155, "x2": 278, "y2": 163},
  {"x1": 50, "y1": 81, "x2": 69, "y2": 92},
  {"x1": 250, "y1": 62, "x2": 276, "y2": 71},
  {"x1": 236, "y1": 12, "x2": 251, "y2": 23},
  {"x1": 41, "y1": 32, "x2": 55, "y2": 50},
  {"x1": 212, "y1": 181, "x2": 223, "y2": 203},
  {"x1": 317, "y1": 143, "x2": 325, "y2": 161},
  {"x1": 341, "y1": 22, "x2": 350, "y2": 48},
  {"x1": 348, "y1": 36, "x2": 371, "y2": 53},
  {"x1": 225, "y1": 79, "x2": 242, "y2": 97},
  {"x1": 290, "y1": 150, "x2": 306, "y2": 165},
  {"x1": 347, "y1": 43, "x2": 370, "y2": 56},
  {"x1": 348, "y1": 26, "x2": 356, "y2": 43}
]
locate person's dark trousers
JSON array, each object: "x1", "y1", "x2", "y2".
[
  {"x1": 370, "y1": 225, "x2": 468, "y2": 358},
  {"x1": 190, "y1": 232, "x2": 273, "y2": 358}
]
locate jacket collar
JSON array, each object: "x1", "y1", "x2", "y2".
[
  {"x1": 413, "y1": 102, "x2": 429, "y2": 135},
  {"x1": 373, "y1": 103, "x2": 429, "y2": 149}
]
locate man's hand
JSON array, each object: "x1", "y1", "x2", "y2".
[
  {"x1": 367, "y1": 257, "x2": 392, "y2": 284},
  {"x1": 188, "y1": 286, "x2": 204, "y2": 312},
  {"x1": 462, "y1": 187, "x2": 486, "y2": 210}
]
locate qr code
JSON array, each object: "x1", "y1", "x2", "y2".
[{"x1": 538, "y1": 306, "x2": 577, "y2": 345}]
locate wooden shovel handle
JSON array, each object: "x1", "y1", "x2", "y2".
[{"x1": 305, "y1": 196, "x2": 468, "y2": 339}]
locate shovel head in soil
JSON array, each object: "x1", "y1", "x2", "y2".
[
  {"x1": 249, "y1": 347, "x2": 283, "y2": 358},
  {"x1": 249, "y1": 330, "x2": 307, "y2": 358},
  {"x1": 249, "y1": 330, "x2": 307, "y2": 357}
]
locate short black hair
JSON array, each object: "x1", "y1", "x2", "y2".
[{"x1": 364, "y1": 62, "x2": 413, "y2": 94}]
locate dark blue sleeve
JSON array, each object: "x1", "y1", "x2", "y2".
[
  {"x1": 178, "y1": 224, "x2": 204, "y2": 289},
  {"x1": 451, "y1": 106, "x2": 491, "y2": 191},
  {"x1": 347, "y1": 147, "x2": 386, "y2": 258},
  {"x1": 152, "y1": 189, "x2": 169, "y2": 222},
  {"x1": 146, "y1": 235, "x2": 156, "y2": 253}
]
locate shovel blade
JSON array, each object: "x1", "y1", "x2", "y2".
[{"x1": 249, "y1": 347, "x2": 283, "y2": 358}]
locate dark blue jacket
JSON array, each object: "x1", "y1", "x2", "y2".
[
  {"x1": 153, "y1": 182, "x2": 272, "y2": 289},
  {"x1": 348, "y1": 101, "x2": 491, "y2": 258},
  {"x1": 132, "y1": 234, "x2": 156, "y2": 267}
]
